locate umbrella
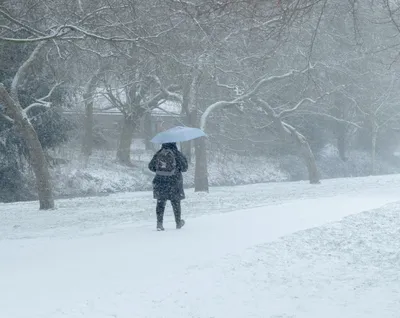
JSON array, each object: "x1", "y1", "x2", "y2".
[{"x1": 150, "y1": 126, "x2": 206, "y2": 144}]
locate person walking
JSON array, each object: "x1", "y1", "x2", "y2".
[{"x1": 148, "y1": 142, "x2": 188, "y2": 231}]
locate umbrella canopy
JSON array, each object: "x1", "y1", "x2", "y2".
[{"x1": 150, "y1": 126, "x2": 206, "y2": 144}]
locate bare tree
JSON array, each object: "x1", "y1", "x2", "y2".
[
  {"x1": 102, "y1": 73, "x2": 181, "y2": 165},
  {"x1": 81, "y1": 64, "x2": 109, "y2": 160},
  {"x1": 342, "y1": 71, "x2": 400, "y2": 174},
  {"x1": 0, "y1": 42, "x2": 57, "y2": 209},
  {"x1": 4, "y1": 0, "x2": 389, "y2": 200},
  {"x1": 252, "y1": 97, "x2": 328, "y2": 184},
  {"x1": 199, "y1": 67, "x2": 318, "y2": 185},
  {"x1": 0, "y1": 0, "x2": 185, "y2": 203}
]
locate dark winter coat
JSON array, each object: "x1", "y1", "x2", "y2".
[{"x1": 148, "y1": 143, "x2": 188, "y2": 201}]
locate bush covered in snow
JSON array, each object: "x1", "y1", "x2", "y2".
[
  {"x1": 3, "y1": 143, "x2": 400, "y2": 203},
  {"x1": 49, "y1": 150, "x2": 288, "y2": 198},
  {"x1": 47, "y1": 145, "x2": 400, "y2": 199},
  {"x1": 317, "y1": 144, "x2": 400, "y2": 179}
]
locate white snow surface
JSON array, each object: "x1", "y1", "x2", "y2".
[{"x1": 1, "y1": 174, "x2": 400, "y2": 317}]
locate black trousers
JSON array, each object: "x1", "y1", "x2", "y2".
[{"x1": 156, "y1": 199, "x2": 181, "y2": 224}]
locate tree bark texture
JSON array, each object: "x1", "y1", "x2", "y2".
[
  {"x1": 82, "y1": 75, "x2": 97, "y2": 158},
  {"x1": 267, "y1": 111, "x2": 320, "y2": 184},
  {"x1": 0, "y1": 85, "x2": 54, "y2": 209},
  {"x1": 283, "y1": 123, "x2": 320, "y2": 184},
  {"x1": 194, "y1": 136, "x2": 209, "y2": 192},
  {"x1": 190, "y1": 108, "x2": 209, "y2": 192},
  {"x1": 337, "y1": 125, "x2": 347, "y2": 161},
  {"x1": 371, "y1": 124, "x2": 378, "y2": 175},
  {"x1": 143, "y1": 112, "x2": 153, "y2": 151},
  {"x1": 333, "y1": 96, "x2": 347, "y2": 161},
  {"x1": 180, "y1": 79, "x2": 193, "y2": 163},
  {"x1": 116, "y1": 115, "x2": 136, "y2": 165}
]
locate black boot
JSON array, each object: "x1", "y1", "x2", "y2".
[
  {"x1": 171, "y1": 200, "x2": 185, "y2": 229},
  {"x1": 156, "y1": 199, "x2": 166, "y2": 231},
  {"x1": 157, "y1": 222, "x2": 165, "y2": 231},
  {"x1": 176, "y1": 219, "x2": 185, "y2": 229}
]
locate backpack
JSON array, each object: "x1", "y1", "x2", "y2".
[{"x1": 155, "y1": 149, "x2": 176, "y2": 176}]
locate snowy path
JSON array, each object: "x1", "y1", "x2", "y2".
[
  {"x1": 1, "y1": 175, "x2": 400, "y2": 317},
  {"x1": 2, "y1": 173, "x2": 400, "y2": 240}
]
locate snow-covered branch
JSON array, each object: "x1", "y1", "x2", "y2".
[
  {"x1": 248, "y1": 67, "x2": 310, "y2": 99},
  {"x1": 187, "y1": 68, "x2": 202, "y2": 113},
  {"x1": 155, "y1": 104, "x2": 181, "y2": 117},
  {"x1": 223, "y1": 16, "x2": 281, "y2": 42},
  {"x1": 150, "y1": 75, "x2": 183, "y2": 104},
  {"x1": 293, "y1": 110, "x2": 363, "y2": 129},
  {"x1": 105, "y1": 89, "x2": 126, "y2": 113},
  {"x1": 0, "y1": 9, "x2": 46, "y2": 37},
  {"x1": 214, "y1": 80, "x2": 238, "y2": 91},
  {"x1": 40, "y1": 81, "x2": 63, "y2": 102},
  {"x1": 200, "y1": 100, "x2": 239, "y2": 131},
  {"x1": 0, "y1": 112, "x2": 14, "y2": 123},
  {"x1": 145, "y1": 85, "x2": 181, "y2": 110},
  {"x1": 282, "y1": 122, "x2": 306, "y2": 141},
  {"x1": 11, "y1": 41, "x2": 46, "y2": 106},
  {"x1": 23, "y1": 102, "x2": 50, "y2": 113},
  {"x1": 278, "y1": 97, "x2": 317, "y2": 118},
  {"x1": 23, "y1": 82, "x2": 63, "y2": 114},
  {"x1": 278, "y1": 86, "x2": 344, "y2": 118},
  {"x1": 70, "y1": 41, "x2": 115, "y2": 58},
  {"x1": 373, "y1": 75, "x2": 395, "y2": 116},
  {"x1": 200, "y1": 67, "x2": 311, "y2": 131},
  {"x1": 0, "y1": 25, "x2": 72, "y2": 42},
  {"x1": 164, "y1": 90, "x2": 183, "y2": 103},
  {"x1": 254, "y1": 98, "x2": 278, "y2": 118},
  {"x1": 0, "y1": 17, "x2": 182, "y2": 43}
]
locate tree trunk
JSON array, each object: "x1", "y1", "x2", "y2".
[
  {"x1": 267, "y1": 112, "x2": 320, "y2": 184},
  {"x1": 182, "y1": 110, "x2": 198, "y2": 163},
  {"x1": 284, "y1": 123, "x2": 320, "y2": 184},
  {"x1": 181, "y1": 80, "x2": 192, "y2": 163},
  {"x1": 289, "y1": 127, "x2": 320, "y2": 184},
  {"x1": 194, "y1": 136, "x2": 209, "y2": 192},
  {"x1": 337, "y1": 123, "x2": 347, "y2": 161},
  {"x1": 143, "y1": 112, "x2": 153, "y2": 151},
  {"x1": 82, "y1": 96, "x2": 94, "y2": 159},
  {"x1": 333, "y1": 96, "x2": 347, "y2": 161},
  {"x1": 82, "y1": 77, "x2": 96, "y2": 158},
  {"x1": 181, "y1": 140, "x2": 192, "y2": 163},
  {"x1": 298, "y1": 136, "x2": 320, "y2": 184},
  {"x1": 82, "y1": 67, "x2": 108, "y2": 159},
  {"x1": 371, "y1": 125, "x2": 378, "y2": 175},
  {"x1": 116, "y1": 116, "x2": 136, "y2": 165},
  {"x1": 193, "y1": 110, "x2": 208, "y2": 191},
  {"x1": 185, "y1": 70, "x2": 208, "y2": 191},
  {"x1": 180, "y1": 108, "x2": 193, "y2": 163},
  {"x1": 0, "y1": 85, "x2": 54, "y2": 209}
]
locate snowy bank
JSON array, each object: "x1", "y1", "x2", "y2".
[
  {"x1": 4, "y1": 143, "x2": 400, "y2": 203},
  {"x1": 49, "y1": 151, "x2": 288, "y2": 198},
  {"x1": 48, "y1": 145, "x2": 400, "y2": 200}
]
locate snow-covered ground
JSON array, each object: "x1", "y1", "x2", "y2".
[{"x1": 1, "y1": 175, "x2": 400, "y2": 317}]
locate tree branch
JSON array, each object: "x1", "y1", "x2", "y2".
[
  {"x1": 0, "y1": 9, "x2": 46, "y2": 37},
  {"x1": 0, "y1": 25, "x2": 73, "y2": 42},
  {"x1": 293, "y1": 110, "x2": 363, "y2": 129},
  {"x1": 11, "y1": 41, "x2": 46, "y2": 106},
  {"x1": 0, "y1": 112, "x2": 14, "y2": 123},
  {"x1": 23, "y1": 82, "x2": 63, "y2": 114},
  {"x1": 200, "y1": 67, "x2": 311, "y2": 131},
  {"x1": 278, "y1": 97, "x2": 317, "y2": 118}
]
